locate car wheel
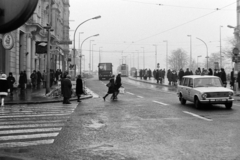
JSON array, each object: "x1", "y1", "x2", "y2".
[
  {"x1": 180, "y1": 95, "x2": 186, "y2": 105},
  {"x1": 194, "y1": 97, "x2": 201, "y2": 109},
  {"x1": 225, "y1": 102, "x2": 232, "y2": 109}
]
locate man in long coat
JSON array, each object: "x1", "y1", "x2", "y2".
[{"x1": 61, "y1": 75, "x2": 72, "y2": 104}]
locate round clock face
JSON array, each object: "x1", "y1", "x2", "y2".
[{"x1": 2, "y1": 33, "x2": 14, "y2": 50}]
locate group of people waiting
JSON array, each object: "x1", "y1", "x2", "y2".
[{"x1": 103, "y1": 72, "x2": 122, "y2": 101}]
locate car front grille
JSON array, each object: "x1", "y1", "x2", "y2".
[{"x1": 207, "y1": 92, "x2": 229, "y2": 98}]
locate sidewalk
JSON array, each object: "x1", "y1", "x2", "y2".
[
  {"x1": 4, "y1": 81, "x2": 92, "y2": 105},
  {"x1": 129, "y1": 76, "x2": 240, "y2": 101}
]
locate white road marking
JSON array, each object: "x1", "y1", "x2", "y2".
[
  {"x1": 0, "y1": 128, "x2": 62, "y2": 135},
  {"x1": 0, "y1": 113, "x2": 72, "y2": 119},
  {"x1": 153, "y1": 101, "x2": 168, "y2": 106},
  {"x1": 0, "y1": 132, "x2": 59, "y2": 141},
  {"x1": 86, "y1": 87, "x2": 99, "y2": 98},
  {"x1": 126, "y1": 92, "x2": 134, "y2": 95},
  {"x1": 0, "y1": 139, "x2": 55, "y2": 148},
  {"x1": 0, "y1": 120, "x2": 64, "y2": 125},
  {"x1": 0, "y1": 123, "x2": 64, "y2": 129},
  {"x1": 183, "y1": 111, "x2": 212, "y2": 121},
  {"x1": 137, "y1": 96, "x2": 144, "y2": 98}
]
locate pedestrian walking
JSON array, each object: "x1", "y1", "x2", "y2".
[
  {"x1": 30, "y1": 70, "x2": 37, "y2": 89},
  {"x1": 208, "y1": 68, "x2": 213, "y2": 75},
  {"x1": 230, "y1": 68, "x2": 235, "y2": 89},
  {"x1": 0, "y1": 74, "x2": 9, "y2": 107},
  {"x1": 61, "y1": 75, "x2": 72, "y2": 104},
  {"x1": 7, "y1": 72, "x2": 15, "y2": 96},
  {"x1": 19, "y1": 72, "x2": 25, "y2": 91},
  {"x1": 76, "y1": 75, "x2": 84, "y2": 102},
  {"x1": 220, "y1": 68, "x2": 227, "y2": 87},
  {"x1": 23, "y1": 70, "x2": 27, "y2": 89},
  {"x1": 103, "y1": 75, "x2": 115, "y2": 101},
  {"x1": 113, "y1": 72, "x2": 122, "y2": 99}
]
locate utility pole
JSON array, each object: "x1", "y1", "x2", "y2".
[{"x1": 45, "y1": 0, "x2": 52, "y2": 94}]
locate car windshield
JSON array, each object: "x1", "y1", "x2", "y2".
[{"x1": 194, "y1": 78, "x2": 223, "y2": 88}]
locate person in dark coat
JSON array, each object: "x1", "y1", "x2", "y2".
[
  {"x1": 7, "y1": 72, "x2": 15, "y2": 96},
  {"x1": 155, "y1": 69, "x2": 160, "y2": 84},
  {"x1": 220, "y1": 68, "x2": 227, "y2": 87},
  {"x1": 76, "y1": 75, "x2": 84, "y2": 102},
  {"x1": 230, "y1": 68, "x2": 235, "y2": 89},
  {"x1": 113, "y1": 72, "x2": 122, "y2": 99},
  {"x1": 30, "y1": 70, "x2": 37, "y2": 89},
  {"x1": 103, "y1": 75, "x2": 115, "y2": 101},
  {"x1": 208, "y1": 68, "x2": 213, "y2": 75},
  {"x1": 148, "y1": 69, "x2": 152, "y2": 80},
  {"x1": 184, "y1": 68, "x2": 191, "y2": 76},
  {"x1": 0, "y1": 74, "x2": 9, "y2": 107},
  {"x1": 178, "y1": 69, "x2": 184, "y2": 82},
  {"x1": 23, "y1": 70, "x2": 27, "y2": 89},
  {"x1": 19, "y1": 72, "x2": 25, "y2": 91},
  {"x1": 171, "y1": 70, "x2": 178, "y2": 86},
  {"x1": 61, "y1": 75, "x2": 72, "y2": 104}
]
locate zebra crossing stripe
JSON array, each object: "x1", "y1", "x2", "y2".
[
  {"x1": 0, "y1": 139, "x2": 55, "y2": 148},
  {"x1": 0, "y1": 123, "x2": 64, "y2": 129},
  {"x1": 0, "y1": 128, "x2": 62, "y2": 135},
  {"x1": 0, "y1": 111, "x2": 74, "y2": 116},
  {"x1": 0, "y1": 132, "x2": 59, "y2": 141},
  {"x1": 0, "y1": 120, "x2": 64, "y2": 125},
  {"x1": 0, "y1": 113, "x2": 73, "y2": 119}
]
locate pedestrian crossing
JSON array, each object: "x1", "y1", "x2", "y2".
[{"x1": 0, "y1": 103, "x2": 77, "y2": 148}]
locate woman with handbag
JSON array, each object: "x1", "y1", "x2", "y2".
[{"x1": 103, "y1": 75, "x2": 115, "y2": 101}]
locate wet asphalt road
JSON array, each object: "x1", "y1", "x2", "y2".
[{"x1": 1, "y1": 77, "x2": 240, "y2": 160}]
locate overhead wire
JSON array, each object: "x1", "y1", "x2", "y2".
[{"x1": 122, "y1": 0, "x2": 237, "y2": 52}]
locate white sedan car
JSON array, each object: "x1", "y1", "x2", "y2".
[{"x1": 177, "y1": 75, "x2": 234, "y2": 109}]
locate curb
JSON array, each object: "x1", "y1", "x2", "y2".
[{"x1": 5, "y1": 95, "x2": 93, "y2": 105}]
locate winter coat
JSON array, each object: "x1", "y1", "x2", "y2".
[
  {"x1": 115, "y1": 75, "x2": 122, "y2": 90},
  {"x1": 0, "y1": 78, "x2": 9, "y2": 96},
  {"x1": 76, "y1": 78, "x2": 84, "y2": 95},
  {"x1": 107, "y1": 78, "x2": 115, "y2": 94},
  {"x1": 220, "y1": 71, "x2": 227, "y2": 84},
  {"x1": 19, "y1": 74, "x2": 25, "y2": 89},
  {"x1": 171, "y1": 73, "x2": 178, "y2": 82},
  {"x1": 61, "y1": 78, "x2": 72, "y2": 98},
  {"x1": 178, "y1": 70, "x2": 184, "y2": 81},
  {"x1": 7, "y1": 76, "x2": 15, "y2": 88}
]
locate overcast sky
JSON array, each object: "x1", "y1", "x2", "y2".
[{"x1": 69, "y1": 0, "x2": 236, "y2": 72}]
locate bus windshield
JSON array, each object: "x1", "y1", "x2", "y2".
[{"x1": 99, "y1": 63, "x2": 112, "y2": 71}]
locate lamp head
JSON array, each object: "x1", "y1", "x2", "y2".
[
  {"x1": 92, "y1": 16, "x2": 101, "y2": 19},
  {"x1": 94, "y1": 34, "x2": 99, "y2": 37},
  {"x1": 227, "y1": 25, "x2": 235, "y2": 29}
]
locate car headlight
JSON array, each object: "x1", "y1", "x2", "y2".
[
  {"x1": 229, "y1": 92, "x2": 233, "y2": 98},
  {"x1": 202, "y1": 93, "x2": 208, "y2": 100}
]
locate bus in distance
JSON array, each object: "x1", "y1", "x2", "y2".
[{"x1": 98, "y1": 63, "x2": 113, "y2": 80}]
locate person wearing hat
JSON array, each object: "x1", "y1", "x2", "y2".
[
  {"x1": 61, "y1": 74, "x2": 72, "y2": 104},
  {"x1": 0, "y1": 74, "x2": 9, "y2": 107},
  {"x1": 7, "y1": 72, "x2": 15, "y2": 96},
  {"x1": 103, "y1": 74, "x2": 115, "y2": 101}
]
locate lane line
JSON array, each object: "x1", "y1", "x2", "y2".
[
  {"x1": 0, "y1": 139, "x2": 55, "y2": 148},
  {"x1": 0, "y1": 120, "x2": 64, "y2": 125},
  {"x1": 0, "y1": 113, "x2": 73, "y2": 119},
  {"x1": 153, "y1": 101, "x2": 168, "y2": 106},
  {"x1": 126, "y1": 92, "x2": 134, "y2": 95},
  {"x1": 183, "y1": 111, "x2": 212, "y2": 121},
  {"x1": 137, "y1": 96, "x2": 144, "y2": 98}
]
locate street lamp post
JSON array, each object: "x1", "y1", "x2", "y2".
[
  {"x1": 220, "y1": 26, "x2": 223, "y2": 68},
  {"x1": 92, "y1": 44, "x2": 96, "y2": 72},
  {"x1": 141, "y1": 47, "x2": 145, "y2": 69},
  {"x1": 196, "y1": 37, "x2": 209, "y2": 69},
  {"x1": 163, "y1": 40, "x2": 168, "y2": 70},
  {"x1": 197, "y1": 55, "x2": 202, "y2": 67},
  {"x1": 78, "y1": 32, "x2": 84, "y2": 50},
  {"x1": 153, "y1": 44, "x2": 157, "y2": 69},
  {"x1": 136, "y1": 50, "x2": 139, "y2": 70},
  {"x1": 89, "y1": 40, "x2": 94, "y2": 73},
  {"x1": 187, "y1": 35, "x2": 192, "y2": 69},
  {"x1": 79, "y1": 34, "x2": 99, "y2": 75},
  {"x1": 99, "y1": 47, "x2": 102, "y2": 63},
  {"x1": 73, "y1": 15, "x2": 101, "y2": 78}
]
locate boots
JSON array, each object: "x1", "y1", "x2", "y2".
[{"x1": 77, "y1": 96, "x2": 81, "y2": 102}]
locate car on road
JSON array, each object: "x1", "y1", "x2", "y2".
[{"x1": 177, "y1": 75, "x2": 234, "y2": 109}]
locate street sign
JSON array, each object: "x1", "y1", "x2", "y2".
[
  {"x1": 233, "y1": 47, "x2": 239, "y2": 56},
  {"x1": 2, "y1": 33, "x2": 14, "y2": 50}
]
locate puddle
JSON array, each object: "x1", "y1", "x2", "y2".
[{"x1": 87, "y1": 120, "x2": 105, "y2": 129}]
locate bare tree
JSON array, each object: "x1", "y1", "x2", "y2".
[{"x1": 168, "y1": 48, "x2": 188, "y2": 71}]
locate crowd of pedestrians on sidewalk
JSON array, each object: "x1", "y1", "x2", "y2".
[{"x1": 133, "y1": 67, "x2": 230, "y2": 88}]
